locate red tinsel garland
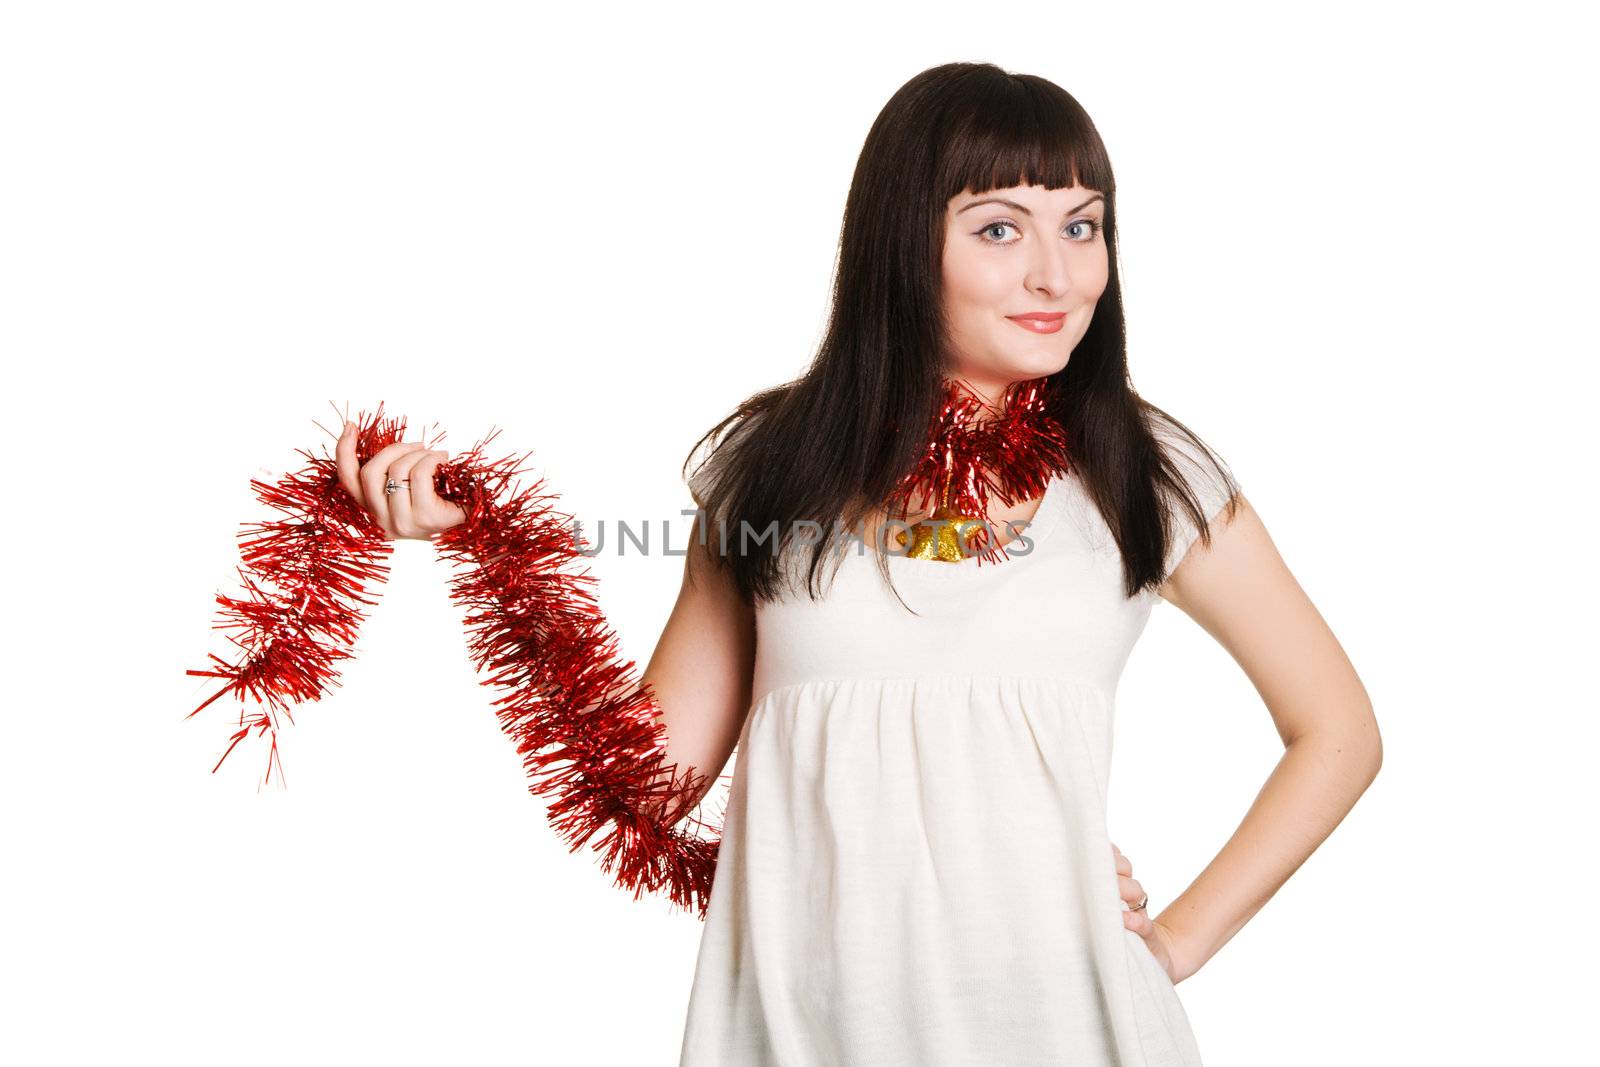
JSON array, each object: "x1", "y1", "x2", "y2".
[
  {"x1": 187, "y1": 403, "x2": 721, "y2": 917},
  {"x1": 184, "y1": 412, "x2": 399, "y2": 785},
  {"x1": 188, "y1": 384, "x2": 1070, "y2": 920}
]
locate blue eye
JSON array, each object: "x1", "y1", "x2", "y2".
[{"x1": 976, "y1": 218, "x2": 1104, "y2": 245}]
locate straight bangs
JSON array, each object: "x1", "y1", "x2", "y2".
[{"x1": 933, "y1": 76, "x2": 1116, "y2": 202}]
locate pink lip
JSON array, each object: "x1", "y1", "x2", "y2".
[{"x1": 1007, "y1": 312, "x2": 1066, "y2": 334}]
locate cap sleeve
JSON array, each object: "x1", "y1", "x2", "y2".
[
  {"x1": 685, "y1": 409, "x2": 764, "y2": 512},
  {"x1": 687, "y1": 461, "x2": 717, "y2": 511},
  {"x1": 1156, "y1": 422, "x2": 1243, "y2": 579}
]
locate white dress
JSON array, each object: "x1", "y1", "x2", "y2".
[{"x1": 679, "y1": 432, "x2": 1238, "y2": 1066}]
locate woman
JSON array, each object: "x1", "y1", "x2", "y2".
[{"x1": 337, "y1": 62, "x2": 1381, "y2": 1066}]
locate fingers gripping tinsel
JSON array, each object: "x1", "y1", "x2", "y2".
[{"x1": 187, "y1": 405, "x2": 724, "y2": 919}]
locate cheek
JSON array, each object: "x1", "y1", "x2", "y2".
[
  {"x1": 1087, "y1": 250, "x2": 1111, "y2": 297},
  {"x1": 944, "y1": 242, "x2": 1013, "y2": 302},
  {"x1": 950, "y1": 267, "x2": 1013, "y2": 316},
  {"x1": 941, "y1": 268, "x2": 986, "y2": 331}
]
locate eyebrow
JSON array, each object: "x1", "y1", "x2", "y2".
[{"x1": 957, "y1": 193, "x2": 1105, "y2": 216}]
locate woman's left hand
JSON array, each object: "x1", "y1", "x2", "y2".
[{"x1": 1111, "y1": 841, "x2": 1186, "y2": 984}]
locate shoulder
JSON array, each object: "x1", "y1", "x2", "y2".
[
  {"x1": 686, "y1": 401, "x2": 782, "y2": 513},
  {"x1": 1144, "y1": 408, "x2": 1242, "y2": 513},
  {"x1": 1147, "y1": 409, "x2": 1233, "y2": 479},
  {"x1": 1144, "y1": 408, "x2": 1245, "y2": 579}
]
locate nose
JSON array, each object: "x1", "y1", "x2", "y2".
[{"x1": 1023, "y1": 240, "x2": 1074, "y2": 299}]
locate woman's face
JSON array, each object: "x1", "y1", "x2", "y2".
[{"x1": 940, "y1": 182, "x2": 1109, "y2": 407}]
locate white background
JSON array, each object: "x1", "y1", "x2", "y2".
[{"x1": 5, "y1": 2, "x2": 1594, "y2": 1063}]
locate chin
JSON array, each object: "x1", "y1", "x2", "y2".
[{"x1": 1007, "y1": 354, "x2": 1069, "y2": 379}]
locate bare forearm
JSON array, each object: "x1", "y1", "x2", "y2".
[{"x1": 1157, "y1": 724, "x2": 1381, "y2": 981}]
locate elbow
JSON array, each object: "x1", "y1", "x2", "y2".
[
  {"x1": 1349, "y1": 710, "x2": 1383, "y2": 788},
  {"x1": 1362, "y1": 703, "x2": 1383, "y2": 780},
  {"x1": 1360, "y1": 733, "x2": 1382, "y2": 789},
  {"x1": 1294, "y1": 705, "x2": 1382, "y2": 786},
  {"x1": 1330, "y1": 728, "x2": 1382, "y2": 795}
]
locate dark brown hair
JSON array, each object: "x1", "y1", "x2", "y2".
[{"x1": 684, "y1": 61, "x2": 1240, "y2": 609}]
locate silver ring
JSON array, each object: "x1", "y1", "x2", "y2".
[
  {"x1": 1133, "y1": 894, "x2": 1149, "y2": 912},
  {"x1": 384, "y1": 479, "x2": 410, "y2": 496}
]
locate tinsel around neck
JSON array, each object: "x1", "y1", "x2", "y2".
[{"x1": 887, "y1": 375, "x2": 1073, "y2": 523}]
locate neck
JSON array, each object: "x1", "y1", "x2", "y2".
[
  {"x1": 943, "y1": 375, "x2": 1011, "y2": 423},
  {"x1": 888, "y1": 372, "x2": 1070, "y2": 512}
]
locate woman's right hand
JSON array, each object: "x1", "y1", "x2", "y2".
[{"x1": 334, "y1": 420, "x2": 467, "y2": 540}]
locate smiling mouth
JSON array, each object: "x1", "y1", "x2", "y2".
[{"x1": 1007, "y1": 313, "x2": 1066, "y2": 334}]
